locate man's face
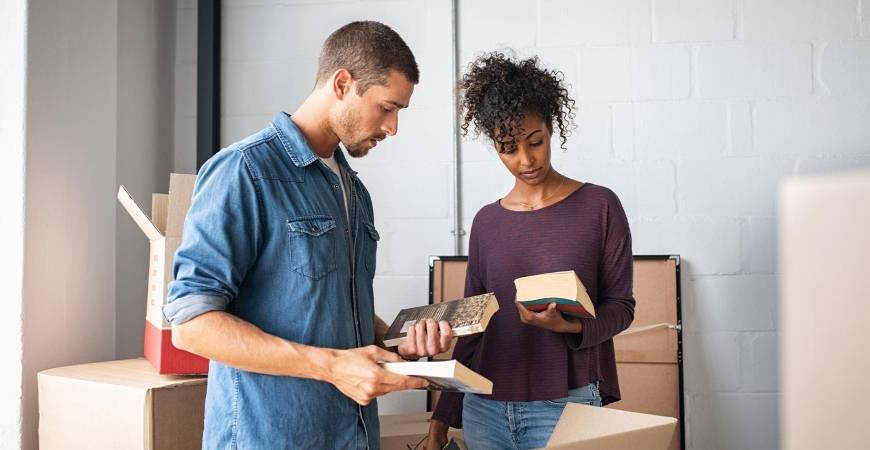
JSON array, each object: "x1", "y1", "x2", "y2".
[{"x1": 333, "y1": 70, "x2": 415, "y2": 157}]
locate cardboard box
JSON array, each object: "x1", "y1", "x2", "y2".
[
  {"x1": 118, "y1": 173, "x2": 208, "y2": 374},
  {"x1": 381, "y1": 404, "x2": 676, "y2": 450},
  {"x1": 611, "y1": 256, "x2": 682, "y2": 450},
  {"x1": 118, "y1": 174, "x2": 209, "y2": 374},
  {"x1": 547, "y1": 403, "x2": 677, "y2": 449},
  {"x1": 779, "y1": 169, "x2": 870, "y2": 450},
  {"x1": 610, "y1": 363, "x2": 680, "y2": 450},
  {"x1": 38, "y1": 358, "x2": 207, "y2": 450},
  {"x1": 379, "y1": 412, "x2": 463, "y2": 450}
]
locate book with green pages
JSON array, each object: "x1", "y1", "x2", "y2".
[{"x1": 514, "y1": 270, "x2": 596, "y2": 319}]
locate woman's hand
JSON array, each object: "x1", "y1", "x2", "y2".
[{"x1": 515, "y1": 302, "x2": 584, "y2": 334}]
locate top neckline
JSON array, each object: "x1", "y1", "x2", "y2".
[{"x1": 496, "y1": 182, "x2": 590, "y2": 214}]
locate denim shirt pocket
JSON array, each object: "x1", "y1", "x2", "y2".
[
  {"x1": 287, "y1": 215, "x2": 337, "y2": 279},
  {"x1": 362, "y1": 223, "x2": 380, "y2": 277}
]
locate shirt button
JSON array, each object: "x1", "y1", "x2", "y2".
[{"x1": 333, "y1": 184, "x2": 339, "y2": 190}]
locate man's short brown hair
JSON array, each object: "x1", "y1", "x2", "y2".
[{"x1": 316, "y1": 21, "x2": 419, "y2": 94}]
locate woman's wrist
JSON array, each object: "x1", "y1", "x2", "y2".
[{"x1": 559, "y1": 317, "x2": 584, "y2": 334}]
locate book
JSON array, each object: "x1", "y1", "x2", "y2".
[
  {"x1": 381, "y1": 360, "x2": 493, "y2": 394},
  {"x1": 383, "y1": 293, "x2": 499, "y2": 348},
  {"x1": 514, "y1": 270, "x2": 596, "y2": 319}
]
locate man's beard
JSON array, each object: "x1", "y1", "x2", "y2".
[
  {"x1": 345, "y1": 143, "x2": 370, "y2": 158},
  {"x1": 336, "y1": 108, "x2": 382, "y2": 158}
]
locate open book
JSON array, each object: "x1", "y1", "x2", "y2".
[
  {"x1": 514, "y1": 270, "x2": 596, "y2": 319},
  {"x1": 383, "y1": 293, "x2": 499, "y2": 348},
  {"x1": 381, "y1": 360, "x2": 493, "y2": 394}
]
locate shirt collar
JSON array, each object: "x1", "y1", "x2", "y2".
[{"x1": 271, "y1": 112, "x2": 357, "y2": 176}]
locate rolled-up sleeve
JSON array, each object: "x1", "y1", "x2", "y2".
[{"x1": 163, "y1": 148, "x2": 262, "y2": 325}]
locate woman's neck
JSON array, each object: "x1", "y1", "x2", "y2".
[{"x1": 512, "y1": 169, "x2": 564, "y2": 202}]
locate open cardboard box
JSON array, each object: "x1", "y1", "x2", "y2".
[
  {"x1": 117, "y1": 174, "x2": 208, "y2": 374},
  {"x1": 547, "y1": 403, "x2": 677, "y2": 449},
  {"x1": 38, "y1": 358, "x2": 207, "y2": 450},
  {"x1": 381, "y1": 404, "x2": 675, "y2": 450}
]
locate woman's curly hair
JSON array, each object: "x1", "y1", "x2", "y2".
[{"x1": 459, "y1": 52, "x2": 576, "y2": 154}]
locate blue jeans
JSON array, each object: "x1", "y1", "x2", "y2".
[{"x1": 461, "y1": 382, "x2": 602, "y2": 450}]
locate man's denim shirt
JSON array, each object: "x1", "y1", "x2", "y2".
[{"x1": 164, "y1": 112, "x2": 382, "y2": 449}]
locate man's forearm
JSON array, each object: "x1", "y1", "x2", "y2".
[{"x1": 172, "y1": 310, "x2": 336, "y2": 380}]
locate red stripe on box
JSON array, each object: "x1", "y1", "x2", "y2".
[{"x1": 144, "y1": 320, "x2": 209, "y2": 375}]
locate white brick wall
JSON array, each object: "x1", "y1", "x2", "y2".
[
  {"x1": 697, "y1": 43, "x2": 813, "y2": 98},
  {"x1": 653, "y1": 0, "x2": 735, "y2": 42},
  {"x1": 176, "y1": 0, "x2": 870, "y2": 447},
  {"x1": 742, "y1": 0, "x2": 860, "y2": 40},
  {"x1": 821, "y1": 40, "x2": 870, "y2": 95}
]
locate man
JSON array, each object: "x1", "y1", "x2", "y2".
[{"x1": 163, "y1": 21, "x2": 452, "y2": 449}]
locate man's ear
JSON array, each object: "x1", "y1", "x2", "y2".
[{"x1": 332, "y1": 69, "x2": 353, "y2": 100}]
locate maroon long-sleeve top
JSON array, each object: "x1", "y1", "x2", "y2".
[{"x1": 432, "y1": 183, "x2": 636, "y2": 428}]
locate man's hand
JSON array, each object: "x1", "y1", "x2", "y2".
[
  {"x1": 326, "y1": 345, "x2": 428, "y2": 405},
  {"x1": 422, "y1": 419, "x2": 449, "y2": 450},
  {"x1": 397, "y1": 319, "x2": 453, "y2": 360},
  {"x1": 515, "y1": 302, "x2": 584, "y2": 334}
]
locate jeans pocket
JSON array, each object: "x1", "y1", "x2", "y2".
[
  {"x1": 544, "y1": 383, "x2": 601, "y2": 407},
  {"x1": 287, "y1": 216, "x2": 337, "y2": 279},
  {"x1": 588, "y1": 381, "x2": 603, "y2": 407}
]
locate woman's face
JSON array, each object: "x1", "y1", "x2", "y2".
[{"x1": 495, "y1": 114, "x2": 553, "y2": 186}]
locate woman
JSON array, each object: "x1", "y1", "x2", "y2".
[{"x1": 424, "y1": 53, "x2": 636, "y2": 450}]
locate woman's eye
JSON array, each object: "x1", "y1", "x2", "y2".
[
  {"x1": 530, "y1": 141, "x2": 542, "y2": 147},
  {"x1": 382, "y1": 106, "x2": 393, "y2": 113}
]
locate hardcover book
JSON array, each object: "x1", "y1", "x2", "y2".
[
  {"x1": 383, "y1": 293, "x2": 499, "y2": 348},
  {"x1": 514, "y1": 270, "x2": 596, "y2": 319},
  {"x1": 381, "y1": 360, "x2": 493, "y2": 394}
]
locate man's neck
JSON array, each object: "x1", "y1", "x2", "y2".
[{"x1": 290, "y1": 93, "x2": 340, "y2": 158}]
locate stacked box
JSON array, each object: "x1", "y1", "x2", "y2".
[{"x1": 38, "y1": 358, "x2": 207, "y2": 450}]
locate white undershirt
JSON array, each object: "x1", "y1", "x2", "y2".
[{"x1": 320, "y1": 154, "x2": 350, "y2": 223}]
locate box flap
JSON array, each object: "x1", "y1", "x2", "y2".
[
  {"x1": 547, "y1": 403, "x2": 677, "y2": 449},
  {"x1": 39, "y1": 358, "x2": 206, "y2": 390},
  {"x1": 165, "y1": 174, "x2": 196, "y2": 237},
  {"x1": 118, "y1": 186, "x2": 163, "y2": 241},
  {"x1": 151, "y1": 193, "x2": 169, "y2": 235}
]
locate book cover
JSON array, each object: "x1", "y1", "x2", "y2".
[
  {"x1": 381, "y1": 360, "x2": 493, "y2": 394},
  {"x1": 383, "y1": 293, "x2": 499, "y2": 348},
  {"x1": 514, "y1": 270, "x2": 596, "y2": 319}
]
